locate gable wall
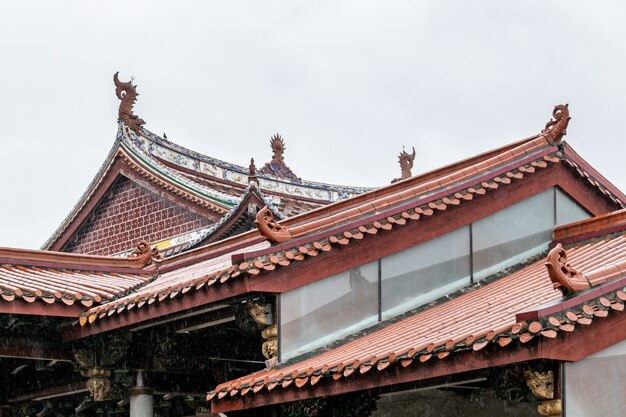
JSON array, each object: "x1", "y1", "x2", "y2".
[{"x1": 62, "y1": 176, "x2": 213, "y2": 255}]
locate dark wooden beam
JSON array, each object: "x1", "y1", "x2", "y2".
[
  {"x1": 0, "y1": 342, "x2": 73, "y2": 361},
  {"x1": 9, "y1": 382, "x2": 86, "y2": 402}
]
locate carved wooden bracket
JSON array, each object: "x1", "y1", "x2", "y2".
[
  {"x1": 255, "y1": 206, "x2": 292, "y2": 243},
  {"x1": 247, "y1": 301, "x2": 278, "y2": 360},
  {"x1": 541, "y1": 104, "x2": 570, "y2": 143},
  {"x1": 114, "y1": 72, "x2": 145, "y2": 133},
  {"x1": 545, "y1": 243, "x2": 590, "y2": 296},
  {"x1": 524, "y1": 370, "x2": 561, "y2": 416},
  {"x1": 85, "y1": 368, "x2": 112, "y2": 401},
  {"x1": 128, "y1": 240, "x2": 163, "y2": 266},
  {"x1": 391, "y1": 146, "x2": 416, "y2": 183}
]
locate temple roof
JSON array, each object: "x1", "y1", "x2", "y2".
[
  {"x1": 207, "y1": 209, "x2": 626, "y2": 410},
  {"x1": 70, "y1": 105, "x2": 625, "y2": 332}
]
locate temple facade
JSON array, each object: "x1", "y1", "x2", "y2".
[{"x1": 1, "y1": 75, "x2": 625, "y2": 417}]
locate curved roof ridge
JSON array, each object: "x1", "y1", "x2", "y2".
[{"x1": 138, "y1": 128, "x2": 372, "y2": 200}]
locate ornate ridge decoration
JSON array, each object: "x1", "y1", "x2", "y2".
[
  {"x1": 545, "y1": 243, "x2": 590, "y2": 296},
  {"x1": 255, "y1": 206, "x2": 292, "y2": 243},
  {"x1": 128, "y1": 240, "x2": 163, "y2": 266},
  {"x1": 541, "y1": 104, "x2": 570, "y2": 143},
  {"x1": 391, "y1": 146, "x2": 416, "y2": 183},
  {"x1": 114, "y1": 71, "x2": 145, "y2": 133},
  {"x1": 258, "y1": 134, "x2": 300, "y2": 181},
  {"x1": 248, "y1": 158, "x2": 258, "y2": 184}
]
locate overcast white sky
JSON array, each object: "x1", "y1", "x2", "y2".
[{"x1": 1, "y1": 1, "x2": 625, "y2": 249}]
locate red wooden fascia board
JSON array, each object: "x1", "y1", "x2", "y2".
[
  {"x1": 236, "y1": 146, "x2": 559, "y2": 262},
  {"x1": 562, "y1": 144, "x2": 626, "y2": 203},
  {"x1": 62, "y1": 274, "x2": 254, "y2": 341},
  {"x1": 0, "y1": 300, "x2": 85, "y2": 318}
]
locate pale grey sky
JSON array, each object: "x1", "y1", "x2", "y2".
[{"x1": 1, "y1": 1, "x2": 625, "y2": 249}]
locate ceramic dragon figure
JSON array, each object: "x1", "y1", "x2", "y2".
[
  {"x1": 114, "y1": 71, "x2": 145, "y2": 133},
  {"x1": 391, "y1": 146, "x2": 416, "y2": 183}
]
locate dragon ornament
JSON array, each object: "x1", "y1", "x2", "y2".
[
  {"x1": 541, "y1": 104, "x2": 570, "y2": 143},
  {"x1": 128, "y1": 240, "x2": 163, "y2": 266},
  {"x1": 545, "y1": 243, "x2": 590, "y2": 296},
  {"x1": 113, "y1": 71, "x2": 146, "y2": 133},
  {"x1": 391, "y1": 146, "x2": 416, "y2": 183},
  {"x1": 255, "y1": 206, "x2": 292, "y2": 243}
]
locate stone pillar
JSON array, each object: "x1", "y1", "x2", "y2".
[{"x1": 130, "y1": 371, "x2": 153, "y2": 417}]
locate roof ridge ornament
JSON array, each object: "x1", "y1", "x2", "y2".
[
  {"x1": 541, "y1": 104, "x2": 570, "y2": 143},
  {"x1": 128, "y1": 240, "x2": 163, "y2": 266},
  {"x1": 255, "y1": 206, "x2": 292, "y2": 243},
  {"x1": 258, "y1": 134, "x2": 300, "y2": 181},
  {"x1": 114, "y1": 71, "x2": 145, "y2": 134},
  {"x1": 391, "y1": 146, "x2": 416, "y2": 183},
  {"x1": 545, "y1": 243, "x2": 590, "y2": 295}
]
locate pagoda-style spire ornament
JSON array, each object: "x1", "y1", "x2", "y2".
[
  {"x1": 128, "y1": 240, "x2": 163, "y2": 266},
  {"x1": 114, "y1": 71, "x2": 145, "y2": 133},
  {"x1": 541, "y1": 104, "x2": 570, "y2": 143},
  {"x1": 391, "y1": 146, "x2": 416, "y2": 183},
  {"x1": 248, "y1": 158, "x2": 258, "y2": 184},
  {"x1": 258, "y1": 134, "x2": 300, "y2": 181},
  {"x1": 255, "y1": 206, "x2": 292, "y2": 243},
  {"x1": 545, "y1": 243, "x2": 590, "y2": 295}
]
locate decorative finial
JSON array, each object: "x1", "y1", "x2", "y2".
[
  {"x1": 391, "y1": 146, "x2": 416, "y2": 183},
  {"x1": 255, "y1": 206, "x2": 292, "y2": 243},
  {"x1": 248, "y1": 158, "x2": 257, "y2": 184},
  {"x1": 258, "y1": 133, "x2": 300, "y2": 181},
  {"x1": 545, "y1": 243, "x2": 590, "y2": 295},
  {"x1": 128, "y1": 240, "x2": 163, "y2": 266},
  {"x1": 541, "y1": 104, "x2": 570, "y2": 143},
  {"x1": 113, "y1": 71, "x2": 145, "y2": 134}
]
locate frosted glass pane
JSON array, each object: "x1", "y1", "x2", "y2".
[
  {"x1": 566, "y1": 340, "x2": 626, "y2": 417},
  {"x1": 472, "y1": 189, "x2": 554, "y2": 281},
  {"x1": 556, "y1": 188, "x2": 590, "y2": 226},
  {"x1": 280, "y1": 261, "x2": 378, "y2": 359},
  {"x1": 381, "y1": 226, "x2": 470, "y2": 320}
]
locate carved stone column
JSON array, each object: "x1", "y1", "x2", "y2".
[{"x1": 129, "y1": 371, "x2": 153, "y2": 417}]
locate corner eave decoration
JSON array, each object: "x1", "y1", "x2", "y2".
[
  {"x1": 255, "y1": 206, "x2": 292, "y2": 243},
  {"x1": 541, "y1": 104, "x2": 570, "y2": 143},
  {"x1": 545, "y1": 243, "x2": 591, "y2": 295},
  {"x1": 128, "y1": 240, "x2": 163, "y2": 266},
  {"x1": 391, "y1": 146, "x2": 416, "y2": 183},
  {"x1": 114, "y1": 71, "x2": 145, "y2": 133}
]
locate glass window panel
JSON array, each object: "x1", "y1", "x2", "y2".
[
  {"x1": 381, "y1": 226, "x2": 470, "y2": 320},
  {"x1": 566, "y1": 339, "x2": 626, "y2": 417},
  {"x1": 280, "y1": 261, "x2": 378, "y2": 360},
  {"x1": 556, "y1": 188, "x2": 591, "y2": 226},
  {"x1": 472, "y1": 189, "x2": 555, "y2": 281}
]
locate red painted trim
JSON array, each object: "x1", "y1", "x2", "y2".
[
  {"x1": 563, "y1": 143, "x2": 626, "y2": 203},
  {"x1": 238, "y1": 147, "x2": 559, "y2": 261},
  {"x1": 62, "y1": 276, "x2": 254, "y2": 341},
  {"x1": 0, "y1": 301, "x2": 84, "y2": 317},
  {"x1": 212, "y1": 306, "x2": 626, "y2": 412}
]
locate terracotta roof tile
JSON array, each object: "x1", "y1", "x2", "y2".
[{"x1": 208, "y1": 232, "x2": 626, "y2": 402}]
